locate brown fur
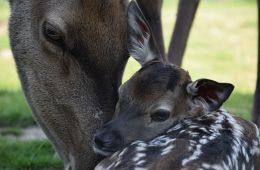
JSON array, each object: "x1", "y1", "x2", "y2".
[
  {"x1": 94, "y1": 2, "x2": 259, "y2": 169},
  {"x1": 9, "y1": 0, "x2": 128, "y2": 169},
  {"x1": 129, "y1": 63, "x2": 190, "y2": 102}
]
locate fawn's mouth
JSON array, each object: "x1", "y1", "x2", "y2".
[{"x1": 93, "y1": 145, "x2": 115, "y2": 156}]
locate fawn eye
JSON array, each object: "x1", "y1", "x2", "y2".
[
  {"x1": 151, "y1": 110, "x2": 170, "y2": 122},
  {"x1": 43, "y1": 21, "x2": 64, "y2": 47}
]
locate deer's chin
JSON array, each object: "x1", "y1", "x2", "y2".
[{"x1": 93, "y1": 146, "x2": 114, "y2": 156}]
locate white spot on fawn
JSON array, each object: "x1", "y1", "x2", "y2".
[
  {"x1": 161, "y1": 145, "x2": 174, "y2": 156},
  {"x1": 133, "y1": 153, "x2": 146, "y2": 162}
]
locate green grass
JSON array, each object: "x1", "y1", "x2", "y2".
[
  {"x1": 0, "y1": 138, "x2": 63, "y2": 170},
  {"x1": 0, "y1": 57, "x2": 34, "y2": 127},
  {"x1": 0, "y1": 57, "x2": 20, "y2": 90},
  {"x1": 0, "y1": 0, "x2": 10, "y2": 51},
  {"x1": 0, "y1": 90, "x2": 35, "y2": 127},
  {"x1": 181, "y1": 1, "x2": 257, "y2": 120},
  {"x1": 0, "y1": 1, "x2": 10, "y2": 24},
  {"x1": 0, "y1": 34, "x2": 10, "y2": 51},
  {"x1": 0, "y1": 127, "x2": 22, "y2": 136}
]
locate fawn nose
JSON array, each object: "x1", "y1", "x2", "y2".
[{"x1": 94, "y1": 128, "x2": 122, "y2": 150}]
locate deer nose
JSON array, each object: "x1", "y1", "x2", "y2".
[{"x1": 94, "y1": 128, "x2": 122, "y2": 150}]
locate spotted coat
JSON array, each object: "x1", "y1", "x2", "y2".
[{"x1": 95, "y1": 109, "x2": 260, "y2": 170}]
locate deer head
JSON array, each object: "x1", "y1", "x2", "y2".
[
  {"x1": 9, "y1": 0, "x2": 128, "y2": 169},
  {"x1": 93, "y1": 0, "x2": 234, "y2": 156}
]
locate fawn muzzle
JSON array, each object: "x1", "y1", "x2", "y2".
[{"x1": 94, "y1": 128, "x2": 123, "y2": 156}]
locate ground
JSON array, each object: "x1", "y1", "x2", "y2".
[{"x1": 0, "y1": 0, "x2": 257, "y2": 169}]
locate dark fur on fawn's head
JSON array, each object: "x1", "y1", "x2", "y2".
[{"x1": 93, "y1": 0, "x2": 234, "y2": 156}]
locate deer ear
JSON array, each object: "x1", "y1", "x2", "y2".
[
  {"x1": 127, "y1": 0, "x2": 162, "y2": 66},
  {"x1": 186, "y1": 79, "x2": 234, "y2": 111}
]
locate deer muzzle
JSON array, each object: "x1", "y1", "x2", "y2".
[{"x1": 94, "y1": 128, "x2": 123, "y2": 156}]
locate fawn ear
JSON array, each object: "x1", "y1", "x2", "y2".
[
  {"x1": 127, "y1": 0, "x2": 162, "y2": 66},
  {"x1": 186, "y1": 79, "x2": 234, "y2": 111}
]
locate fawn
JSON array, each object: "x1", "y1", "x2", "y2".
[{"x1": 94, "y1": 1, "x2": 260, "y2": 169}]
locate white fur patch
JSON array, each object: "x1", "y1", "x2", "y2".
[
  {"x1": 93, "y1": 146, "x2": 112, "y2": 156},
  {"x1": 161, "y1": 145, "x2": 174, "y2": 156},
  {"x1": 186, "y1": 81, "x2": 198, "y2": 95}
]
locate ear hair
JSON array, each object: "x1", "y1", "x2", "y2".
[
  {"x1": 186, "y1": 79, "x2": 234, "y2": 112},
  {"x1": 186, "y1": 80, "x2": 199, "y2": 96},
  {"x1": 127, "y1": 0, "x2": 162, "y2": 66}
]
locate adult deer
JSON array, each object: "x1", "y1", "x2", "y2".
[
  {"x1": 8, "y1": 0, "x2": 130, "y2": 169},
  {"x1": 8, "y1": 0, "x2": 172, "y2": 169},
  {"x1": 94, "y1": 1, "x2": 260, "y2": 169}
]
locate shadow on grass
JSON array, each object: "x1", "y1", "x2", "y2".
[
  {"x1": 0, "y1": 90, "x2": 36, "y2": 127},
  {"x1": 0, "y1": 138, "x2": 63, "y2": 170}
]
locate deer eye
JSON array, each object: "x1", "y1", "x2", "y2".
[
  {"x1": 43, "y1": 21, "x2": 64, "y2": 47},
  {"x1": 151, "y1": 110, "x2": 170, "y2": 122}
]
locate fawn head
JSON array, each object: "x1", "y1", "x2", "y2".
[{"x1": 94, "y1": 1, "x2": 234, "y2": 156}]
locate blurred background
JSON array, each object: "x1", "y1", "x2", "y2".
[{"x1": 0, "y1": 0, "x2": 257, "y2": 169}]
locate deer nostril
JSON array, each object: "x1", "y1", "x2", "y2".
[{"x1": 94, "y1": 135, "x2": 105, "y2": 147}]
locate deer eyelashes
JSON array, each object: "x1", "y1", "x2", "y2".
[
  {"x1": 151, "y1": 109, "x2": 170, "y2": 122},
  {"x1": 42, "y1": 21, "x2": 65, "y2": 49}
]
